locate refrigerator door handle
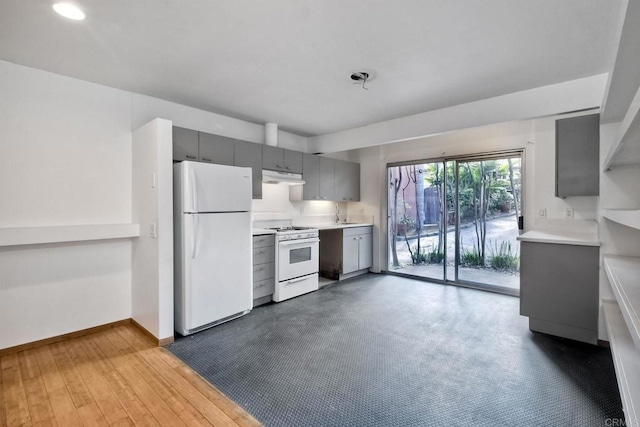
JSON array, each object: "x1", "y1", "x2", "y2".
[
  {"x1": 191, "y1": 215, "x2": 199, "y2": 259},
  {"x1": 187, "y1": 163, "x2": 198, "y2": 212}
]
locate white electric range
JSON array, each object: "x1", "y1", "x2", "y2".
[{"x1": 266, "y1": 226, "x2": 320, "y2": 302}]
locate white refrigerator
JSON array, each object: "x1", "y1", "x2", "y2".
[{"x1": 173, "y1": 161, "x2": 253, "y2": 336}]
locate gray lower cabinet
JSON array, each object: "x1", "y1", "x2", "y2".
[
  {"x1": 520, "y1": 241, "x2": 599, "y2": 344},
  {"x1": 252, "y1": 235, "x2": 275, "y2": 305},
  {"x1": 198, "y1": 132, "x2": 234, "y2": 165},
  {"x1": 556, "y1": 113, "x2": 599, "y2": 197},
  {"x1": 234, "y1": 140, "x2": 263, "y2": 199},
  {"x1": 319, "y1": 226, "x2": 372, "y2": 279},
  {"x1": 334, "y1": 159, "x2": 360, "y2": 202},
  {"x1": 172, "y1": 127, "x2": 198, "y2": 161},
  {"x1": 263, "y1": 146, "x2": 303, "y2": 174}
]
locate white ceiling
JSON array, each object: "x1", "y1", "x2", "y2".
[{"x1": 0, "y1": 0, "x2": 624, "y2": 136}]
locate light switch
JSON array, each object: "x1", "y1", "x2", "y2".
[{"x1": 150, "y1": 223, "x2": 157, "y2": 238}]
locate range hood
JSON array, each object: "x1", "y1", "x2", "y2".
[{"x1": 262, "y1": 169, "x2": 305, "y2": 185}]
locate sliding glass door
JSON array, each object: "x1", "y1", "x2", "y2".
[{"x1": 387, "y1": 151, "x2": 522, "y2": 295}]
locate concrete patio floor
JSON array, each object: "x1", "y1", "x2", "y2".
[{"x1": 390, "y1": 214, "x2": 520, "y2": 290}]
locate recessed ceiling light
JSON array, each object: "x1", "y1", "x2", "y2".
[{"x1": 53, "y1": 3, "x2": 85, "y2": 20}]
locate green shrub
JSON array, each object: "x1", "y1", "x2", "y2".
[
  {"x1": 427, "y1": 249, "x2": 445, "y2": 264},
  {"x1": 461, "y1": 245, "x2": 483, "y2": 266},
  {"x1": 489, "y1": 240, "x2": 519, "y2": 272},
  {"x1": 411, "y1": 249, "x2": 428, "y2": 264}
]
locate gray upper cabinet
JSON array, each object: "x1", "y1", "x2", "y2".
[
  {"x1": 301, "y1": 154, "x2": 321, "y2": 200},
  {"x1": 556, "y1": 113, "x2": 599, "y2": 197},
  {"x1": 263, "y1": 145, "x2": 284, "y2": 171},
  {"x1": 319, "y1": 157, "x2": 335, "y2": 200},
  {"x1": 263, "y1": 146, "x2": 303, "y2": 173},
  {"x1": 293, "y1": 155, "x2": 360, "y2": 202},
  {"x1": 172, "y1": 127, "x2": 198, "y2": 161},
  {"x1": 198, "y1": 132, "x2": 234, "y2": 165},
  {"x1": 334, "y1": 159, "x2": 360, "y2": 201},
  {"x1": 234, "y1": 140, "x2": 263, "y2": 199},
  {"x1": 284, "y1": 150, "x2": 303, "y2": 174}
]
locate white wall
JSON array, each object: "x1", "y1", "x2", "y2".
[
  {"x1": 253, "y1": 184, "x2": 348, "y2": 225},
  {"x1": 310, "y1": 74, "x2": 607, "y2": 153},
  {"x1": 0, "y1": 60, "x2": 307, "y2": 348},
  {"x1": 344, "y1": 115, "x2": 599, "y2": 274},
  {"x1": 0, "y1": 61, "x2": 133, "y2": 349},
  {"x1": 532, "y1": 118, "x2": 598, "y2": 221},
  {"x1": 132, "y1": 119, "x2": 174, "y2": 341}
]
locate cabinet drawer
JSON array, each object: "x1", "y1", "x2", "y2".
[
  {"x1": 343, "y1": 226, "x2": 372, "y2": 237},
  {"x1": 253, "y1": 234, "x2": 275, "y2": 248},
  {"x1": 253, "y1": 262, "x2": 275, "y2": 281},
  {"x1": 253, "y1": 246, "x2": 275, "y2": 265},
  {"x1": 253, "y1": 278, "x2": 275, "y2": 299}
]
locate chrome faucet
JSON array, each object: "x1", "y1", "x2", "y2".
[{"x1": 335, "y1": 203, "x2": 340, "y2": 223}]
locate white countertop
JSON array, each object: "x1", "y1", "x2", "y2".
[
  {"x1": 252, "y1": 228, "x2": 277, "y2": 236},
  {"x1": 516, "y1": 219, "x2": 600, "y2": 246},
  {"x1": 314, "y1": 223, "x2": 373, "y2": 230},
  {"x1": 517, "y1": 230, "x2": 600, "y2": 246}
]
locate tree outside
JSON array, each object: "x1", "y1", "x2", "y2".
[{"x1": 388, "y1": 157, "x2": 521, "y2": 286}]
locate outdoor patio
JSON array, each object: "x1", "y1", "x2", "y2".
[{"x1": 390, "y1": 214, "x2": 520, "y2": 290}]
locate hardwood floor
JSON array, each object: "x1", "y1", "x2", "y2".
[{"x1": 0, "y1": 324, "x2": 262, "y2": 426}]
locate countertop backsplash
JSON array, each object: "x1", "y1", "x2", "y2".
[{"x1": 251, "y1": 182, "x2": 373, "y2": 229}]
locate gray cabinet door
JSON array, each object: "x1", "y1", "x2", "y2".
[
  {"x1": 263, "y1": 145, "x2": 284, "y2": 171},
  {"x1": 198, "y1": 132, "x2": 234, "y2": 165},
  {"x1": 346, "y1": 161, "x2": 360, "y2": 201},
  {"x1": 334, "y1": 159, "x2": 349, "y2": 201},
  {"x1": 284, "y1": 149, "x2": 303, "y2": 174},
  {"x1": 319, "y1": 157, "x2": 335, "y2": 201},
  {"x1": 342, "y1": 234, "x2": 360, "y2": 274},
  {"x1": 334, "y1": 159, "x2": 361, "y2": 201},
  {"x1": 172, "y1": 127, "x2": 198, "y2": 161},
  {"x1": 302, "y1": 154, "x2": 321, "y2": 200},
  {"x1": 234, "y1": 140, "x2": 263, "y2": 199},
  {"x1": 520, "y1": 241, "x2": 598, "y2": 331},
  {"x1": 358, "y1": 233, "x2": 372, "y2": 270},
  {"x1": 556, "y1": 114, "x2": 599, "y2": 197}
]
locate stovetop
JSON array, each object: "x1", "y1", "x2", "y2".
[
  {"x1": 268, "y1": 226, "x2": 319, "y2": 240},
  {"x1": 268, "y1": 226, "x2": 316, "y2": 232}
]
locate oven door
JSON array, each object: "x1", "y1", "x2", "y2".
[{"x1": 277, "y1": 237, "x2": 319, "y2": 281}]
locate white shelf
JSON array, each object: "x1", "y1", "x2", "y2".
[
  {"x1": 603, "y1": 209, "x2": 640, "y2": 231},
  {"x1": 0, "y1": 223, "x2": 140, "y2": 247},
  {"x1": 603, "y1": 256, "x2": 640, "y2": 350},
  {"x1": 603, "y1": 300, "x2": 640, "y2": 425},
  {"x1": 603, "y1": 83, "x2": 640, "y2": 171}
]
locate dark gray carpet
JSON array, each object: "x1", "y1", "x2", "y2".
[{"x1": 168, "y1": 274, "x2": 624, "y2": 427}]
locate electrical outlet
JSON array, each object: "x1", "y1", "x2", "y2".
[
  {"x1": 359, "y1": 208, "x2": 365, "y2": 214},
  {"x1": 538, "y1": 208, "x2": 546, "y2": 218},
  {"x1": 565, "y1": 208, "x2": 574, "y2": 219},
  {"x1": 150, "y1": 223, "x2": 157, "y2": 238}
]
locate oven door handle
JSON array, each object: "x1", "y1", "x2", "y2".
[
  {"x1": 279, "y1": 237, "x2": 320, "y2": 247},
  {"x1": 285, "y1": 276, "x2": 310, "y2": 285}
]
